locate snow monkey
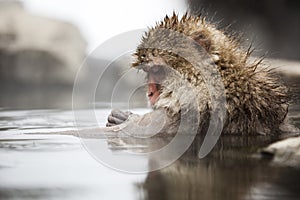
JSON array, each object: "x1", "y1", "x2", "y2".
[{"x1": 106, "y1": 12, "x2": 289, "y2": 136}]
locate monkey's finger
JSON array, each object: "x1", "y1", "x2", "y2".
[
  {"x1": 108, "y1": 115, "x2": 124, "y2": 125},
  {"x1": 106, "y1": 122, "x2": 115, "y2": 127},
  {"x1": 111, "y1": 109, "x2": 130, "y2": 121}
]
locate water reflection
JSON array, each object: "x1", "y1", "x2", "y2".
[{"x1": 142, "y1": 154, "x2": 300, "y2": 200}]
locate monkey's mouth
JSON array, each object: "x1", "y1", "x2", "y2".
[{"x1": 148, "y1": 83, "x2": 161, "y2": 106}]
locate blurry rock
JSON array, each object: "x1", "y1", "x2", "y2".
[
  {"x1": 0, "y1": 1, "x2": 86, "y2": 85},
  {"x1": 262, "y1": 136, "x2": 300, "y2": 168}
]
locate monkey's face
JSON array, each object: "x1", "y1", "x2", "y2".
[
  {"x1": 133, "y1": 48, "x2": 188, "y2": 108},
  {"x1": 134, "y1": 51, "x2": 190, "y2": 108},
  {"x1": 140, "y1": 63, "x2": 167, "y2": 106}
]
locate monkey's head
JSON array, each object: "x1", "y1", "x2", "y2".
[
  {"x1": 133, "y1": 46, "x2": 198, "y2": 111},
  {"x1": 132, "y1": 13, "x2": 213, "y2": 113}
]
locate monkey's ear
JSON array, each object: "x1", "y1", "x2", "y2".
[{"x1": 191, "y1": 31, "x2": 211, "y2": 52}]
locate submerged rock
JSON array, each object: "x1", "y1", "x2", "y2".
[
  {"x1": 262, "y1": 136, "x2": 300, "y2": 168},
  {"x1": 0, "y1": 1, "x2": 86, "y2": 85}
]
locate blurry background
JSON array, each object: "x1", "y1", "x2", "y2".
[
  {"x1": 188, "y1": 0, "x2": 300, "y2": 60},
  {"x1": 0, "y1": 0, "x2": 299, "y2": 110}
]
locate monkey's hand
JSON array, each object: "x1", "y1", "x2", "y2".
[{"x1": 106, "y1": 109, "x2": 133, "y2": 127}]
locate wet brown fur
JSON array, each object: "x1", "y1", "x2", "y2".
[{"x1": 132, "y1": 12, "x2": 288, "y2": 135}]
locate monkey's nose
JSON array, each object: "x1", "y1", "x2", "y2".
[{"x1": 148, "y1": 83, "x2": 160, "y2": 105}]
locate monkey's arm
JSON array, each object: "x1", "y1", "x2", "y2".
[
  {"x1": 25, "y1": 109, "x2": 173, "y2": 139},
  {"x1": 104, "y1": 108, "x2": 176, "y2": 137}
]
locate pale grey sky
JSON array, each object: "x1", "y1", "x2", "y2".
[{"x1": 23, "y1": 0, "x2": 187, "y2": 53}]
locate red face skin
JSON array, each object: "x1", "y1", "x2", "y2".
[
  {"x1": 148, "y1": 72, "x2": 160, "y2": 106},
  {"x1": 147, "y1": 75, "x2": 160, "y2": 106},
  {"x1": 146, "y1": 66, "x2": 164, "y2": 106}
]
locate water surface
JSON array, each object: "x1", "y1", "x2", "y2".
[{"x1": 0, "y1": 76, "x2": 299, "y2": 200}]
